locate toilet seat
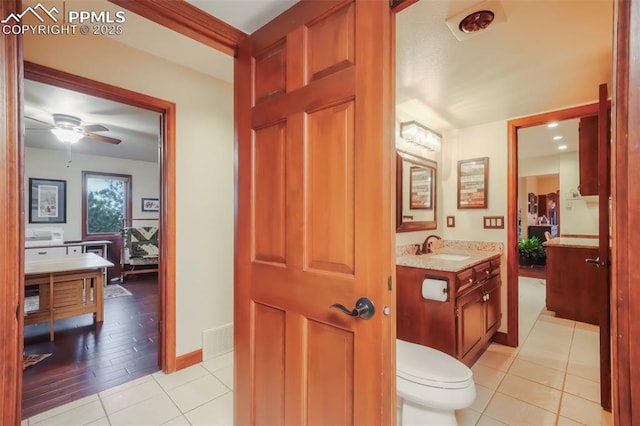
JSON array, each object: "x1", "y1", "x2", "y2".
[{"x1": 397, "y1": 339, "x2": 473, "y2": 390}]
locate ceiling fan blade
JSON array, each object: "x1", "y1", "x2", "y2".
[
  {"x1": 82, "y1": 124, "x2": 109, "y2": 132},
  {"x1": 83, "y1": 132, "x2": 121, "y2": 145},
  {"x1": 25, "y1": 115, "x2": 53, "y2": 127}
]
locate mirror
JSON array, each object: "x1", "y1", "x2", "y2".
[{"x1": 396, "y1": 150, "x2": 437, "y2": 232}]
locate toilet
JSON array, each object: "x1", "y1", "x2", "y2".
[{"x1": 396, "y1": 339, "x2": 476, "y2": 426}]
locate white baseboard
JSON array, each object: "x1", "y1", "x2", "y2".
[{"x1": 203, "y1": 323, "x2": 233, "y2": 360}]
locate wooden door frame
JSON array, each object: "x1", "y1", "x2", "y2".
[
  {"x1": 24, "y1": 62, "x2": 177, "y2": 374},
  {"x1": 505, "y1": 102, "x2": 599, "y2": 349},
  {"x1": 0, "y1": 1, "x2": 24, "y2": 423},
  {"x1": 610, "y1": 0, "x2": 638, "y2": 423}
]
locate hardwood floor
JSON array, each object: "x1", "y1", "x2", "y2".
[{"x1": 22, "y1": 274, "x2": 159, "y2": 419}]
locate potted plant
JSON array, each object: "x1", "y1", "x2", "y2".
[{"x1": 518, "y1": 236, "x2": 546, "y2": 267}]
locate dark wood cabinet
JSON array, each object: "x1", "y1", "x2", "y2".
[
  {"x1": 546, "y1": 243, "x2": 600, "y2": 325},
  {"x1": 397, "y1": 254, "x2": 501, "y2": 367},
  {"x1": 579, "y1": 115, "x2": 599, "y2": 196}
]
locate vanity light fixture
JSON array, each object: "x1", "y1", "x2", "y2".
[
  {"x1": 50, "y1": 127, "x2": 84, "y2": 144},
  {"x1": 400, "y1": 121, "x2": 442, "y2": 152}
]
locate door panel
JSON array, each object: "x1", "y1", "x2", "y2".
[
  {"x1": 235, "y1": 1, "x2": 394, "y2": 425},
  {"x1": 306, "y1": 101, "x2": 355, "y2": 274}
]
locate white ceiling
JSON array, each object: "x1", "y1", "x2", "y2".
[
  {"x1": 518, "y1": 118, "x2": 579, "y2": 160},
  {"x1": 24, "y1": 0, "x2": 613, "y2": 162}
]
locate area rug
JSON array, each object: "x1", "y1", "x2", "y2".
[
  {"x1": 105, "y1": 284, "x2": 133, "y2": 299},
  {"x1": 23, "y1": 353, "x2": 51, "y2": 370}
]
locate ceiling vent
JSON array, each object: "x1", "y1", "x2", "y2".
[{"x1": 445, "y1": 0, "x2": 506, "y2": 41}]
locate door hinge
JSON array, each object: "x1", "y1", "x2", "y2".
[
  {"x1": 455, "y1": 307, "x2": 460, "y2": 318},
  {"x1": 388, "y1": 276, "x2": 392, "y2": 291},
  {"x1": 158, "y1": 319, "x2": 162, "y2": 334},
  {"x1": 16, "y1": 302, "x2": 21, "y2": 321}
]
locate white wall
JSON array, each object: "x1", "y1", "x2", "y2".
[
  {"x1": 558, "y1": 152, "x2": 599, "y2": 235},
  {"x1": 25, "y1": 147, "x2": 159, "y2": 240},
  {"x1": 441, "y1": 120, "x2": 509, "y2": 332},
  {"x1": 441, "y1": 120, "x2": 508, "y2": 243},
  {"x1": 24, "y1": 32, "x2": 234, "y2": 356}
]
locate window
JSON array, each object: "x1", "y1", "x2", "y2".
[{"x1": 82, "y1": 171, "x2": 132, "y2": 237}]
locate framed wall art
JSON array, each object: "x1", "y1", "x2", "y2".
[
  {"x1": 457, "y1": 157, "x2": 489, "y2": 209},
  {"x1": 141, "y1": 197, "x2": 160, "y2": 212},
  {"x1": 29, "y1": 178, "x2": 67, "y2": 223}
]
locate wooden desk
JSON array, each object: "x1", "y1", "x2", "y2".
[{"x1": 25, "y1": 253, "x2": 114, "y2": 341}]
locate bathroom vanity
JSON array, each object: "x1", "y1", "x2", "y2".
[{"x1": 396, "y1": 248, "x2": 502, "y2": 366}]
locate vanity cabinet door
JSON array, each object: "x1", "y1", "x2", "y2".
[
  {"x1": 456, "y1": 286, "x2": 485, "y2": 363},
  {"x1": 484, "y1": 275, "x2": 501, "y2": 335}
]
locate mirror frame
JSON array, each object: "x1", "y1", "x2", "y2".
[{"x1": 396, "y1": 150, "x2": 437, "y2": 232}]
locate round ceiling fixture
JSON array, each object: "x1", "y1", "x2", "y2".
[{"x1": 459, "y1": 10, "x2": 495, "y2": 33}]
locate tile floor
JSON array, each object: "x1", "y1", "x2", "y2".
[{"x1": 23, "y1": 277, "x2": 612, "y2": 426}]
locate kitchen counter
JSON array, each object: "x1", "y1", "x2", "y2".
[
  {"x1": 396, "y1": 248, "x2": 502, "y2": 272},
  {"x1": 543, "y1": 237, "x2": 598, "y2": 249}
]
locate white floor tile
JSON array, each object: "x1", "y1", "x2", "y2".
[
  {"x1": 108, "y1": 393, "x2": 181, "y2": 426},
  {"x1": 86, "y1": 418, "x2": 110, "y2": 426},
  {"x1": 160, "y1": 415, "x2": 192, "y2": 425},
  {"x1": 497, "y1": 374, "x2": 561, "y2": 413},
  {"x1": 153, "y1": 364, "x2": 210, "y2": 391},
  {"x1": 508, "y1": 358, "x2": 565, "y2": 390},
  {"x1": 30, "y1": 400, "x2": 106, "y2": 426},
  {"x1": 471, "y1": 363, "x2": 507, "y2": 390},
  {"x1": 185, "y1": 392, "x2": 233, "y2": 426},
  {"x1": 166, "y1": 375, "x2": 230, "y2": 413},
  {"x1": 455, "y1": 408, "x2": 481, "y2": 426},
  {"x1": 559, "y1": 393, "x2": 612, "y2": 426},
  {"x1": 99, "y1": 375, "x2": 154, "y2": 398},
  {"x1": 201, "y1": 351, "x2": 233, "y2": 374},
  {"x1": 483, "y1": 392, "x2": 556, "y2": 425},
  {"x1": 564, "y1": 373, "x2": 600, "y2": 403},
  {"x1": 29, "y1": 395, "x2": 101, "y2": 424},
  {"x1": 101, "y1": 377, "x2": 165, "y2": 415},
  {"x1": 470, "y1": 384, "x2": 494, "y2": 413},
  {"x1": 212, "y1": 364, "x2": 233, "y2": 391}
]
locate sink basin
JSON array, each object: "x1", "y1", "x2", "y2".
[{"x1": 429, "y1": 254, "x2": 471, "y2": 261}]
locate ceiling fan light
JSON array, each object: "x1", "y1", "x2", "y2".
[{"x1": 51, "y1": 127, "x2": 83, "y2": 144}]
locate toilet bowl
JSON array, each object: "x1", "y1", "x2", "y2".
[{"x1": 396, "y1": 339, "x2": 476, "y2": 426}]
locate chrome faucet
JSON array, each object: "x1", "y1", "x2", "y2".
[{"x1": 422, "y1": 234, "x2": 442, "y2": 254}]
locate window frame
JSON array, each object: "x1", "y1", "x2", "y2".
[{"x1": 82, "y1": 170, "x2": 133, "y2": 240}]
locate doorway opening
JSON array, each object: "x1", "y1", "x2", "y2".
[{"x1": 21, "y1": 61, "x2": 176, "y2": 418}]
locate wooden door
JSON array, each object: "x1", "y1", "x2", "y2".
[
  {"x1": 596, "y1": 83, "x2": 612, "y2": 411},
  {"x1": 235, "y1": 1, "x2": 395, "y2": 425}
]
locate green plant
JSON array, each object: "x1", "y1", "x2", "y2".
[{"x1": 518, "y1": 236, "x2": 546, "y2": 263}]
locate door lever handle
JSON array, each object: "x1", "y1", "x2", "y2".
[
  {"x1": 585, "y1": 257, "x2": 607, "y2": 267},
  {"x1": 330, "y1": 297, "x2": 375, "y2": 320}
]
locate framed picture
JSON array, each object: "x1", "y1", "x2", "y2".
[
  {"x1": 29, "y1": 178, "x2": 67, "y2": 223},
  {"x1": 457, "y1": 157, "x2": 489, "y2": 209},
  {"x1": 141, "y1": 197, "x2": 160, "y2": 212},
  {"x1": 409, "y1": 166, "x2": 433, "y2": 209}
]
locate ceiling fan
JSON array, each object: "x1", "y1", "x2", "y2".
[{"x1": 25, "y1": 113, "x2": 122, "y2": 145}]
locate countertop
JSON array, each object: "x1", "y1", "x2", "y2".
[
  {"x1": 396, "y1": 248, "x2": 501, "y2": 272},
  {"x1": 25, "y1": 253, "x2": 114, "y2": 275},
  {"x1": 543, "y1": 237, "x2": 599, "y2": 249}
]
